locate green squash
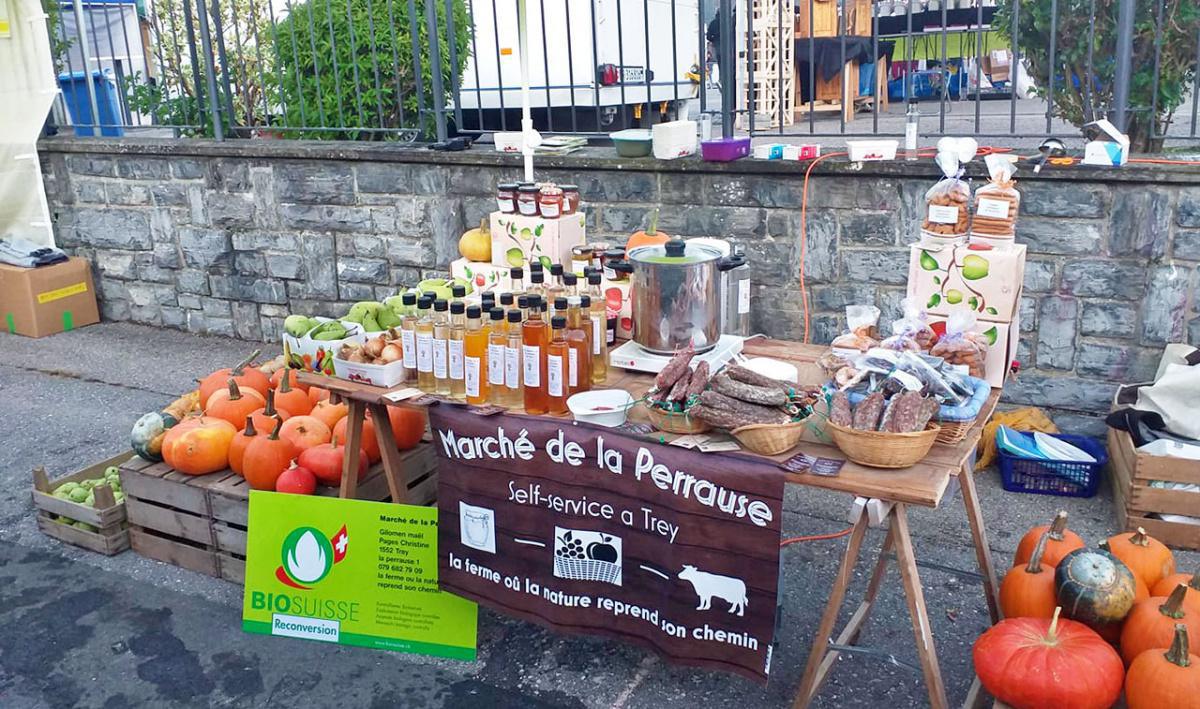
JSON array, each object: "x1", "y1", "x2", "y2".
[
  {"x1": 130, "y1": 391, "x2": 200, "y2": 461},
  {"x1": 1055, "y1": 547, "x2": 1137, "y2": 630}
]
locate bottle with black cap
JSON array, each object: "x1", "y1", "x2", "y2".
[
  {"x1": 463, "y1": 305, "x2": 488, "y2": 405},
  {"x1": 585, "y1": 293, "x2": 608, "y2": 383},
  {"x1": 499, "y1": 292, "x2": 514, "y2": 310},
  {"x1": 517, "y1": 294, "x2": 530, "y2": 321},
  {"x1": 451, "y1": 283, "x2": 467, "y2": 304},
  {"x1": 566, "y1": 296, "x2": 592, "y2": 393},
  {"x1": 562, "y1": 271, "x2": 578, "y2": 298},
  {"x1": 504, "y1": 309, "x2": 524, "y2": 404},
  {"x1": 521, "y1": 298, "x2": 549, "y2": 415},
  {"x1": 432, "y1": 299, "x2": 451, "y2": 395},
  {"x1": 486, "y1": 307, "x2": 508, "y2": 406},
  {"x1": 414, "y1": 296, "x2": 435, "y2": 391},
  {"x1": 547, "y1": 263, "x2": 566, "y2": 301},
  {"x1": 480, "y1": 291, "x2": 496, "y2": 313},
  {"x1": 546, "y1": 315, "x2": 569, "y2": 415},
  {"x1": 528, "y1": 268, "x2": 546, "y2": 302},
  {"x1": 399, "y1": 291, "x2": 419, "y2": 382},
  {"x1": 448, "y1": 300, "x2": 466, "y2": 400},
  {"x1": 509, "y1": 266, "x2": 525, "y2": 298}
]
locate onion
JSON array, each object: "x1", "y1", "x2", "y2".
[
  {"x1": 379, "y1": 344, "x2": 403, "y2": 363},
  {"x1": 363, "y1": 336, "x2": 386, "y2": 359}
]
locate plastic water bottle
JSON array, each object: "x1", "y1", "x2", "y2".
[{"x1": 905, "y1": 103, "x2": 920, "y2": 160}]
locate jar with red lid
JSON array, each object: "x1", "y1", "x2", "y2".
[
  {"x1": 496, "y1": 182, "x2": 518, "y2": 213},
  {"x1": 560, "y1": 185, "x2": 581, "y2": 214},
  {"x1": 538, "y1": 185, "x2": 564, "y2": 219},
  {"x1": 516, "y1": 185, "x2": 540, "y2": 216}
]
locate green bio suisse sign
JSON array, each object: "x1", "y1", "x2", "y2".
[{"x1": 242, "y1": 492, "x2": 477, "y2": 660}]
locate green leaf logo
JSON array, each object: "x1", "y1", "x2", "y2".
[
  {"x1": 985, "y1": 306, "x2": 998, "y2": 315},
  {"x1": 968, "y1": 296, "x2": 979, "y2": 309},
  {"x1": 933, "y1": 275, "x2": 941, "y2": 285},
  {"x1": 926, "y1": 293, "x2": 941, "y2": 308},
  {"x1": 983, "y1": 326, "x2": 998, "y2": 346},
  {"x1": 281, "y1": 527, "x2": 334, "y2": 586},
  {"x1": 919, "y1": 250, "x2": 939, "y2": 271}
]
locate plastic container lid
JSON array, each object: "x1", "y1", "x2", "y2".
[{"x1": 629, "y1": 237, "x2": 721, "y2": 265}]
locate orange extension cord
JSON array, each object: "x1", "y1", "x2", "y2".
[
  {"x1": 795, "y1": 146, "x2": 1200, "y2": 344},
  {"x1": 780, "y1": 526, "x2": 854, "y2": 547}
]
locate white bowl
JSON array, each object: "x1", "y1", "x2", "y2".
[
  {"x1": 568, "y1": 390, "x2": 635, "y2": 427},
  {"x1": 741, "y1": 357, "x2": 799, "y2": 383}
]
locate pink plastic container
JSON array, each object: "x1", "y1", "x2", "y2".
[{"x1": 700, "y1": 137, "x2": 751, "y2": 162}]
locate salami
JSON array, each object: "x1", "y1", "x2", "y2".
[
  {"x1": 851, "y1": 392, "x2": 885, "y2": 431},
  {"x1": 726, "y1": 365, "x2": 793, "y2": 392},
  {"x1": 654, "y1": 344, "x2": 695, "y2": 390},
  {"x1": 698, "y1": 390, "x2": 791, "y2": 425},
  {"x1": 710, "y1": 374, "x2": 788, "y2": 407},
  {"x1": 829, "y1": 392, "x2": 853, "y2": 427},
  {"x1": 912, "y1": 396, "x2": 939, "y2": 432},
  {"x1": 885, "y1": 392, "x2": 920, "y2": 433},
  {"x1": 877, "y1": 396, "x2": 898, "y2": 432},
  {"x1": 684, "y1": 361, "x2": 711, "y2": 398},
  {"x1": 666, "y1": 369, "x2": 692, "y2": 402},
  {"x1": 691, "y1": 403, "x2": 789, "y2": 428}
]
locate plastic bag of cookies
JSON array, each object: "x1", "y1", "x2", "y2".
[
  {"x1": 971, "y1": 155, "x2": 1020, "y2": 239},
  {"x1": 923, "y1": 151, "x2": 970, "y2": 236},
  {"x1": 830, "y1": 304, "x2": 881, "y2": 352},
  {"x1": 881, "y1": 297, "x2": 936, "y2": 352},
  {"x1": 929, "y1": 308, "x2": 988, "y2": 379}
]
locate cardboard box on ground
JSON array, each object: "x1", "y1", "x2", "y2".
[{"x1": 0, "y1": 257, "x2": 99, "y2": 337}]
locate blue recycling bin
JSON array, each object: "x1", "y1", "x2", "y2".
[{"x1": 57, "y1": 71, "x2": 124, "y2": 137}]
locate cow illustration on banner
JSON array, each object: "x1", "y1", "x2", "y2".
[{"x1": 429, "y1": 406, "x2": 784, "y2": 681}]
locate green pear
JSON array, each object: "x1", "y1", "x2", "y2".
[
  {"x1": 284, "y1": 314, "x2": 316, "y2": 337},
  {"x1": 961, "y1": 254, "x2": 990, "y2": 281},
  {"x1": 946, "y1": 289, "x2": 963, "y2": 305}
]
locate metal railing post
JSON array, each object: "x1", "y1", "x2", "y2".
[
  {"x1": 69, "y1": 0, "x2": 102, "y2": 134},
  {"x1": 719, "y1": 0, "x2": 734, "y2": 138},
  {"x1": 1112, "y1": 0, "x2": 1135, "y2": 132},
  {"x1": 194, "y1": 0, "x2": 225, "y2": 139},
  {"x1": 426, "y1": 0, "x2": 449, "y2": 142}
]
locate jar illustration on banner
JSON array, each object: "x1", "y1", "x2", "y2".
[
  {"x1": 553, "y1": 527, "x2": 622, "y2": 586},
  {"x1": 459, "y1": 501, "x2": 496, "y2": 554}
]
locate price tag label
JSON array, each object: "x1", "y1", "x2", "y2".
[
  {"x1": 976, "y1": 197, "x2": 1010, "y2": 219},
  {"x1": 927, "y1": 204, "x2": 960, "y2": 224}
]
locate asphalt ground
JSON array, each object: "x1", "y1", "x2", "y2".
[{"x1": 2, "y1": 322, "x2": 1193, "y2": 709}]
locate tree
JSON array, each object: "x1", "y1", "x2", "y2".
[
  {"x1": 996, "y1": 0, "x2": 1198, "y2": 152},
  {"x1": 272, "y1": 0, "x2": 471, "y2": 140}
]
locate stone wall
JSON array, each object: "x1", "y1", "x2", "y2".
[{"x1": 38, "y1": 138, "x2": 1200, "y2": 433}]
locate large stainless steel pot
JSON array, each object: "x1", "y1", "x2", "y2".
[{"x1": 616, "y1": 238, "x2": 742, "y2": 354}]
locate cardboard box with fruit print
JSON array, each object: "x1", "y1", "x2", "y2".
[
  {"x1": 927, "y1": 310, "x2": 1018, "y2": 388},
  {"x1": 906, "y1": 242, "x2": 1026, "y2": 323},
  {"x1": 450, "y1": 258, "x2": 511, "y2": 295},
  {"x1": 601, "y1": 278, "x2": 634, "y2": 339},
  {"x1": 489, "y1": 211, "x2": 586, "y2": 270}
]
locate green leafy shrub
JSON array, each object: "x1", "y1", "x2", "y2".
[{"x1": 273, "y1": 0, "x2": 470, "y2": 140}]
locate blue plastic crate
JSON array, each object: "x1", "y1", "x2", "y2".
[{"x1": 997, "y1": 433, "x2": 1107, "y2": 498}]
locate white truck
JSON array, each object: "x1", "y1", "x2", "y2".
[{"x1": 456, "y1": 0, "x2": 703, "y2": 132}]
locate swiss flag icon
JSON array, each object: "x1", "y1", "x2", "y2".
[{"x1": 332, "y1": 525, "x2": 349, "y2": 563}]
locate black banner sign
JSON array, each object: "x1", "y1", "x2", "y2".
[{"x1": 430, "y1": 406, "x2": 784, "y2": 681}]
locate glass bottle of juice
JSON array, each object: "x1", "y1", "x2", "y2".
[
  {"x1": 517, "y1": 294, "x2": 530, "y2": 321},
  {"x1": 509, "y1": 267, "x2": 525, "y2": 297},
  {"x1": 552, "y1": 296, "x2": 569, "y2": 321},
  {"x1": 586, "y1": 293, "x2": 608, "y2": 383},
  {"x1": 463, "y1": 305, "x2": 489, "y2": 405},
  {"x1": 562, "y1": 272, "x2": 578, "y2": 298},
  {"x1": 432, "y1": 299, "x2": 451, "y2": 395},
  {"x1": 546, "y1": 316, "x2": 569, "y2": 415},
  {"x1": 522, "y1": 299, "x2": 549, "y2": 414},
  {"x1": 528, "y1": 269, "x2": 546, "y2": 303},
  {"x1": 399, "y1": 292, "x2": 419, "y2": 383},
  {"x1": 547, "y1": 263, "x2": 566, "y2": 302},
  {"x1": 487, "y1": 308, "x2": 508, "y2": 405},
  {"x1": 566, "y1": 296, "x2": 592, "y2": 395},
  {"x1": 499, "y1": 292, "x2": 514, "y2": 312},
  {"x1": 415, "y1": 296, "x2": 435, "y2": 391},
  {"x1": 451, "y1": 283, "x2": 467, "y2": 306},
  {"x1": 504, "y1": 309, "x2": 524, "y2": 405},
  {"x1": 480, "y1": 292, "x2": 496, "y2": 314},
  {"x1": 448, "y1": 300, "x2": 466, "y2": 400}
]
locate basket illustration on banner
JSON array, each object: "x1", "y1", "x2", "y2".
[{"x1": 552, "y1": 527, "x2": 622, "y2": 586}]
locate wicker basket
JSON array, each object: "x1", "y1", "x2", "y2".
[
  {"x1": 732, "y1": 420, "x2": 808, "y2": 456},
  {"x1": 934, "y1": 418, "x2": 973, "y2": 445},
  {"x1": 826, "y1": 421, "x2": 942, "y2": 469},
  {"x1": 645, "y1": 405, "x2": 711, "y2": 434}
]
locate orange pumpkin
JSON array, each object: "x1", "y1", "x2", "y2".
[
  {"x1": 279, "y1": 416, "x2": 332, "y2": 452},
  {"x1": 228, "y1": 417, "x2": 258, "y2": 475},
  {"x1": 1108, "y1": 527, "x2": 1176, "y2": 589},
  {"x1": 242, "y1": 419, "x2": 298, "y2": 491},
  {"x1": 1001, "y1": 532, "x2": 1058, "y2": 619},
  {"x1": 205, "y1": 380, "x2": 266, "y2": 429},
  {"x1": 1014, "y1": 511, "x2": 1085, "y2": 569},
  {"x1": 248, "y1": 388, "x2": 293, "y2": 433},
  {"x1": 161, "y1": 416, "x2": 236, "y2": 475},
  {"x1": 333, "y1": 413, "x2": 380, "y2": 463},
  {"x1": 386, "y1": 406, "x2": 427, "y2": 450},
  {"x1": 271, "y1": 367, "x2": 309, "y2": 392},
  {"x1": 310, "y1": 399, "x2": 349, "y2": 431},
  {"x1": 1122, "y1": 585, "x2": 1200, "y2": 665},
  {"x1": 273, "y1": 370, "x2": 313, "y2": 416},
  {"x1": 198, "y1": 350, "x2": 271, "y2": 406},
  {"x1": 1126, "y1": 624, "x2": 1200, "y2": 709},
  {"x1": 625, "y1": 208, "x2": 669, "y2": 251},
  {"x1": 1153, "y1": 572, "x2": 1200, "y2": 612},
  {"x1": 1135, "y1": 573, "x2": 1152, "y2": 602},
  {"x1": 308, "y1": 386, "x2": 331, "y2": 405}
]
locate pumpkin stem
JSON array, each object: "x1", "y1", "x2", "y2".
[
  {"x1": 1099, "y1": 540, "x2": 1111, "y2": 551},
  {"x1": 226, "y1": 378, "x2": 242, "y2": 401},
  {"x1": 264, "y1": 388, "x2": 278, "y2": 416},
  {"x1": 1131, "y1": 526, "x2": 1151, "y2": 547},
  {"x1": 243, "y1": 417, "x2": 258, "y2": 437},
  {"x1": 1048, "y1": 511, "x2": 1069, "y2": 541},
  {"x1": 279, "y1": 369, "x2": 293, "y2": 394},
  {"x1": 1190, "y1": 572, "x2": 1200, "y2": 592},
  {"x1": 1165, "y1": 624, "x2": 1192, "y2": 668},
  {"x1": 647, "y1": 208, "x2": 659, "y2": 236},
  {"x1": 269, "y1": 417, "x2": 284, "y2": 440},
  {"x1": 1160, "y1": 584, "x2": 1190, "y2": 620},
  {"x1": 1047, "y1": 606, "x2": 1062, "y2": 641},
  {"x1": 1025, "y1": 531, "x2": 1050, "y2": 574},
  {"x1": 232, "y1": 349, "x2": 262, "y2": 376}
]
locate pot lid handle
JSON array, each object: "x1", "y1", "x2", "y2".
[
  {"x1": 664, "y1": 238, "x2": 687, "y2": 258},
  {"x1": 719, "y1": 254, "x2": 745, "y2": 271}
]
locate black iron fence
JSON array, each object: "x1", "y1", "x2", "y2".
[{"x1": 46, "y1": 0, "x2": 1199, "y2": 151}]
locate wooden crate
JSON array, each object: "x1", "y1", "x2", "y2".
[
  {"x1": 32, "y1": 452, "x2": 132, "y2": 556},
  {"x1": 119, "y1": 443, "x2": 439, "y2": 583},
  {"x1": 1108, "y1": 384, "x2": 1200, "y2": 551},
  {"x1": 795, "y1": 0, "x2": 837, "y2": 38}
]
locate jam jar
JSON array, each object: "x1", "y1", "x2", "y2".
[
  {"x1": 602, "y1": 247, "x2": 627, "y2": 281},
  {"x1": 516, "y1": 185, "x2": 540, "y2": 216},
  {"x1": 538, "y1": 185, "x2": 564, "y2": 219},
  {"x1": 496, "y1": 182, "x2": 518, "y2": 213},
  {"x1": 560, "y1": 185, "x2": 581, "y2": 215}
]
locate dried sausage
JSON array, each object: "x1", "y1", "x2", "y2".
[
  {"x1": 684, "y1": 361, "x2": 711, "y2": 398},
  {"x1": 886, "y1": 392, "x2": 920, "y2": 433},
  {"x1": 912, "y1": 396, "x2": 939, "y2": 432},
  {"x1": 710, "y1": 374, "x2": 788, "y2": 407},
  {"x1": 726, "y1": 365, "x2": 793, "y2": 392},
  {"x1": 654, "y1": 344, "x2": 695, "y2": 390},
  {"x1": 698, "y1": 390, "x2": 790, "y2": 425},
  {"x1": 829, "y1": 392, "x2": 853, "y2": 427},
  {"x1": 667, "y1": 369, "x2": 692, "y2": 402},
  {"x1": 852, "y1": 392, "x2": 885, "y2": 431},
  {"x1": 877, "y1": 396, "x2": 898, "y2": 432},
  {"x1": 691, "y1": 403, "x2": 789, "y2": 429}
]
